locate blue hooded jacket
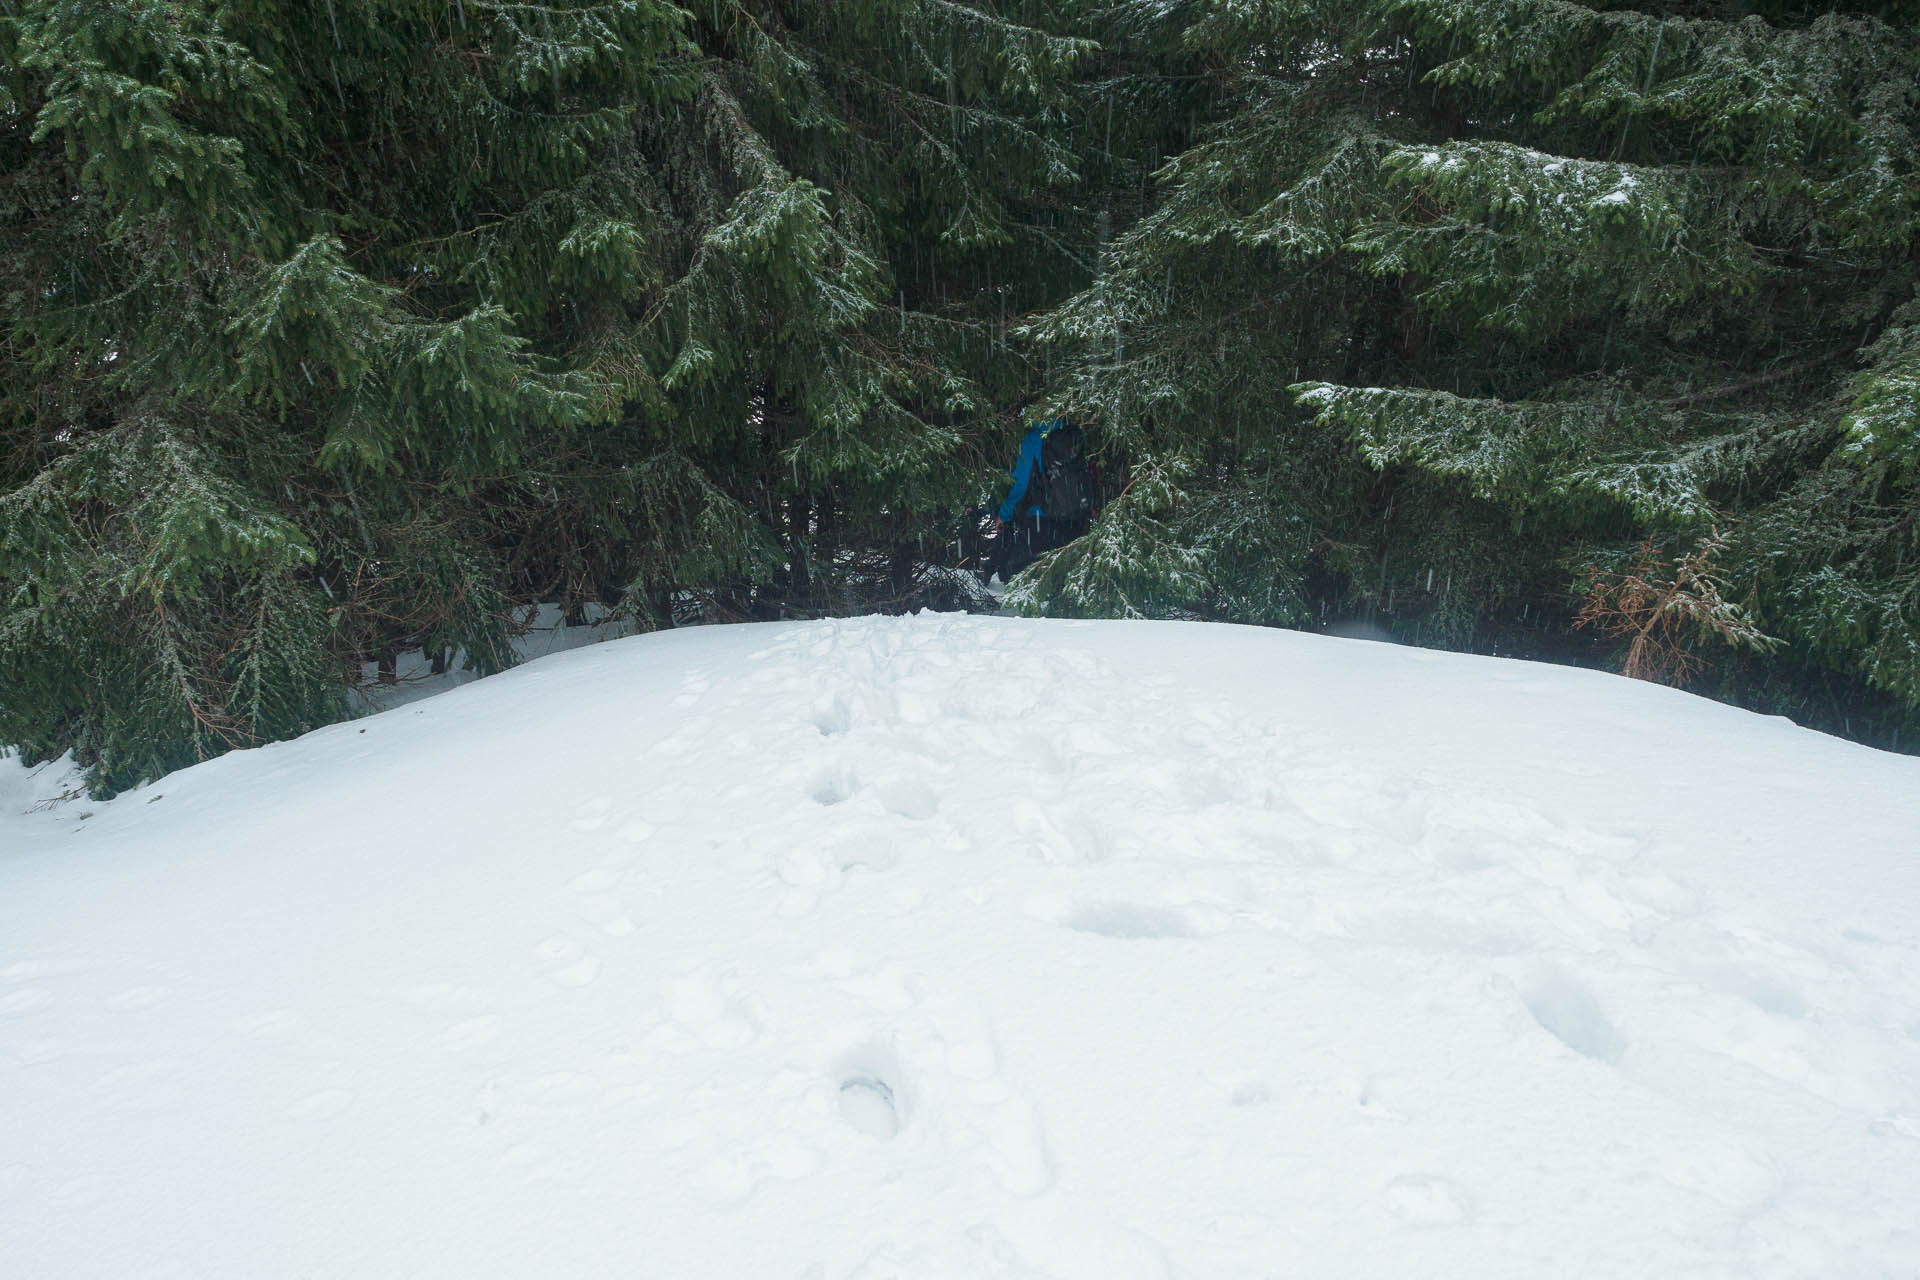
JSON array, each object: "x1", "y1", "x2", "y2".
[{"x1": 997, "y1": 418, "x2": 1064, "y2": 522}]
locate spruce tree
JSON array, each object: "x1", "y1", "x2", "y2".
[
  {"x1": 1, "y1": 1, "x2": 1095, "y2": 793},
  {"x1": 2, "y1": 0, "x2": 695, "y2": 792},
  {"x1": 1026, "y1": 0, "x2": 1920, "y2": 742}
]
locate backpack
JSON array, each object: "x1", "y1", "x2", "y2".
[{"x1": 1036, "y1": 423, "x2": 1095, "y2": 522}]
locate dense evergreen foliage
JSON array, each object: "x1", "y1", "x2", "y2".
[
  {"x1": 1, "y1": 0, "x2": 1089, "y2": 792},
  {"x1": 4, "y1": 0, "x2": 1917, "y2": 793},
  {"x1": 1027, "y1": 0, "x2": 1920, "y2": 746}
]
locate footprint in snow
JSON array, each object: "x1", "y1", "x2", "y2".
[
  {"x1": 1520, "y1": 969, "x2": 1626, "y2": 1064},
  {"x1": 650, "y1": 717, "x2": 711, "y2": 757},
  {"x1": 835, "y1": 837, "x2": 901, "y2": 878},
  {"x1": 1062, "y1": 902, "x2": 1196, "y2": 940},
  {"x1": 832, "y1": 1042, "x2": 945, "y2": 1160},
  {"x1": 1872, "y1": 1113, "x2": 1920, "y2": 1141},
  {"x1": 661, "y1": 972, "x2": 759, "y2": 1050},
  {"x1": 875, "y1": 778, "x2": 940, "y2": 821},
  {"x1": 979, "y1": 1096, "x2": 1054, "y2": 1196},
  {"x1": 833, "y1": 1043, "x2": 913, "y2": 1143},
  {"x1": 16, "y1": 1037, "x2": 65, "y2": 1065},
  {"x1": 94, "y1": 1058, "x2": 182, "y2": 1111},
  {"x1": 568, "y1": 797, "x2": 614, "y2": 831},
  {"x1": 1015, "y1": 731, "x2": 1070, "y2": 777},
  {"x1": 1355, "y1": 1076, "x2": 1409, "y2": 1123},
  {"x1": 49, "y1": 1173, "x2": 112, "y2": 1210},
  {"x1": 569, "y1": 867, "x2": 624, "y2": 894},
  {"x1": 746, "y1": 644, "x2": 783, "y2": 661},
  {"x1": 574, "y1": 893, "x2": 636, "y2": 937},
  {"x1": 105, "y1": 985, "x2": 170, "y2": 1012},
  {"x1": 288, "y1": 1088, "x2": 356, "y2": 1120},
  {"x1": 442, "y1": 1014, "x2": 502, "y2": 1051},
  {"x1": 838, "y1": 1073, "x2": 903, "y2": 1140},
  {"x1": 230, "y1": 1009, "x2": 301, "y2": 1038},
  {"x1": 1383, "y1": 1174, "x2": 1473, "y2": 1227},
  {"x1": 1229, "y1": 1081, "x2": 1271, "y2": 1107},
  {"x1": 533, "y1": 933, "x2": 601, "y2": 989},
  {"x1": 809, "y1": 766, "x2": 859, "y2": 807},
  {"x1": 673, "y1": 672, "x2": 711, "y2": 708},
  {"x1": 1011, "y1": 801, "x2": 1105, "y2": 865},
  {"x1": 692, "y1": 1139, "x2": 822, "y2": 1205},
  {"x1": 982, "y1": 1205, "x2": 1173, "y2": 1280},
  {"x1": 811, "y1": 692, "x2": 853, "y2": 737}
]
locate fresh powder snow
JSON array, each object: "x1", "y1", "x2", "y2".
[{"x1": 3, "y1": 613, "x2": 1919, "y2": 1277}]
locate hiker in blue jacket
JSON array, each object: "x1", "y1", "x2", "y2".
[
  {"x1": 994, "y1": 418, "x2": 1058, "y2": 530},
  {"x1": 988, "y1": 417, "x2": 1096, "y2": 581}
]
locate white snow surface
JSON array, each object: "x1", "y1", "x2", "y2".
[{"x1": 4, "y1": 613, "x2": 1920, "y2": 1278}]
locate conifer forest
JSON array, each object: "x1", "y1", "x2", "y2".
[{"x1": 4, "y1": 0, "x2": 1918, "y2": 793}]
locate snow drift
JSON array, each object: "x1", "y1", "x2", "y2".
[{"x1": 3, "y1": 614, "x2": 1918, "y2": 1278}]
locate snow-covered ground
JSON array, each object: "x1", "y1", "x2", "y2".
[{"x1": 4, "y1": 614, "x2": 1919, "y2": 1278}]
